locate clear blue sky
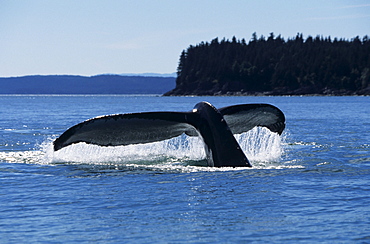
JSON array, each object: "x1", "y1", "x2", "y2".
[{"x1": 1, "y1": 0, "x2": 369, "y2": 77}]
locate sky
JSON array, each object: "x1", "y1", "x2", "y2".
[{"x1": 1, "y1": 0, "x2": 369, "y2": 77}]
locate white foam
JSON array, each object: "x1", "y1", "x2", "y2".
[
  {"x1": 236, "y1": 127, "x2": 284, "y2": 162},
  {"x1": 1, "y1": 127, "x2": 302, "y2": 171},
  {"x1": 49, "y1": 134, "x2": 206, "y2": 165}
]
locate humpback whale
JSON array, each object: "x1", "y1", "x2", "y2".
[{"x1": 53, "y1": 102, "x2": 285, "y2": 167}]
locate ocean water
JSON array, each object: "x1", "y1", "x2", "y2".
[{"x1": 0, "y1": 95, "x2": 369, "y2": 243}]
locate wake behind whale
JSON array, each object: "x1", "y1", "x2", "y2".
[{"x1": 53, "y1": 102, "x2": 285, "y2": 167}]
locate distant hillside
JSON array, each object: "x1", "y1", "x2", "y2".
[
  {"x1": 0, "y1": 75, "x2": 175, "y2": 94},
  {"x1": 165, "y1": 33, "x2": 370, "y2": 96},
  {"x1": 119, "y1": 72, "x2": 177, "y2": 78}
]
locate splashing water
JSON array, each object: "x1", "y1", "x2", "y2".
[
  {"x1": 236, "y1": 127, "x2": 284, "y2": 162},
  {"x1": 49, "y1": 135, "x2": 206, "y2": 165},
  {"x1": 1, "y1": 127, "x2": 297, "y2": 171}
]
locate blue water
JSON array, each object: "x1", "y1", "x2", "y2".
[{"x1": 0, "y1": 95, "x2": 369, "y2": 243}]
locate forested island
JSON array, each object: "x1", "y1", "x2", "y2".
[{"x1": 165, "y1": 33, "x2": 370, "y2": 96}]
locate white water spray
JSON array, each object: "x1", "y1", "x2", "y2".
[
  {"x1": 236, "y1": 127, "x2": 284, "y2": 162},
  {"x1": 1, "y1": 127, "x2": 289, "y2": 170}
]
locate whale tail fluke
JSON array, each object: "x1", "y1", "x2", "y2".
[
  {"x1": 219, "y1": 103, "x2": 285, "y2": 135},
  {"x1": 53, "y1": 102, "x2": 285, "y2": 167},
  {"x1": 53, "y1": 112, "x2": 197, "y2": 151}
]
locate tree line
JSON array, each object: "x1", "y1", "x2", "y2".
[{"x1": 165, "y1": 33, "x2": 370, "y2": 95}]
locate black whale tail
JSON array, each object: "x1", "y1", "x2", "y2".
[
  {"x1": 188, "y1": 102, "x2": 251, "y2": 167},
  {"x1": 53, "y1": 101, "x2": 285, "y2": 167}
]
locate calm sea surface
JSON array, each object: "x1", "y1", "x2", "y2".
[{"x1": 0, "y1": 95, "x2": 369, "y2": 243}]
